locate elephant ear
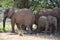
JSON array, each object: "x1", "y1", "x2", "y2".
[{"x1": 8, "y1": 8, "x2": 14, "y2": 18}]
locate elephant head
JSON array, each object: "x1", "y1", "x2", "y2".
[
  {"x1": 3, "y1": 7, "x2": 14, "y2": 32},
  {"x1": 4, "y1": 8, "x2": 14, "y2": 18}
]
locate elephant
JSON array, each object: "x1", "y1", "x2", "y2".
[
  {"x1": 37, "y1": 15, "x2": 57, "y2": 34},
  {"x1": 3, "y1": 7, "x2": 35, "y2": 35},
  {"x1": 47, "y1": 15, "x2": 57, "y2": 34},
  {"x1": 35, "y1": 8, "x2": 52, "y2": 25},
  {"x1": 35, "y1": 8, "x2": 60, "y2": 33},
  {"x1": 37, "y1": 16, "x2": 49, "y2": 33}
]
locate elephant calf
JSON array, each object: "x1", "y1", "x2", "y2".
[
  {"x1": 38, "y1": 16, "x2": 49, "y2": 33},
  {"x1": 47, "y1": 15, "x2": 57, "y2": 34},
  {"x1": 38, "y1": 15, "x2": 57, "y2": 34}
]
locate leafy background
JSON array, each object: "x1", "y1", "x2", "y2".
[{"x1": 0, "y1": 0, "x2": 60, "y2": 13}]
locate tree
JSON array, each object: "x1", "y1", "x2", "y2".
[
  {"x1": 14, "y1": 0, "x2": 29, "y2": 8},
  {"x1": 0, "y1": 0, "x2": 14, "y2": 11},
  {"x1": 0, "y1": 0, "x2": 60, "y2": 13}
]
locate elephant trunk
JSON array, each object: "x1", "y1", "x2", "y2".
[{"x1": 3, "y1": 17, "x2": 7, "y2": 32}]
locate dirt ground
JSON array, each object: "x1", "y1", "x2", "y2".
[{"x1": 0, "y1": 32, "x2": 60, "y2": 40}]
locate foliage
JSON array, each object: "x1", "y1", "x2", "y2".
[
  {"x1": 0, "y1": 0, "x2": 60, "y2": 13},
  {"x1": 0, "y1": 0, "x2": 14, "y2": 11}
]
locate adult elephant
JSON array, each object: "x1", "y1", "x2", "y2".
[
  {"x1": 53, "y1": 8, "x2": 60, "y2": 33},
  {"x1": 3, "y1": 8, "x2": 35, "y2": 34},
  {"x1": 35, "y1": 8, "x2": 60, "y2": 33}
]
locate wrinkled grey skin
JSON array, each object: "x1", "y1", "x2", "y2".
[
  {"x1": 38, "y1": 16, "x2": 49, "y2": 33},
  {"x1": 47, "y1": 15, "x2": 57, "y2": 34},
  {"x1": 3, "y1": 8, "x2": 35, "y2": 35},
  {"x1": 35, "y1": 8, "x2": 60, "y2": 33}
]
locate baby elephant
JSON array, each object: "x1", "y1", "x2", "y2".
[
  {"x1": 47, "y1": 15, "x2": 57, "y2": 34},
  {"x1": 38, "y1": 15, "x2": 57, "y2": 34},
  {"x1": 38, "y1": 16, "x2": 49, "y2": 33}
]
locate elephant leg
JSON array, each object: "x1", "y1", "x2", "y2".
[
  {"x1": 20, "y1": 25, "x2": 27, "y2": 35},
  {"x1": 16, "y1": 23, "x2": 20, "y2": 30},
  {"x1": 16, "y1": 24, "x2": 22, "y2": 35},
  {"x1": 54, "y1": 22, "x2": 57, "y2": 35},
  {"x1": 50, "y1": 25, "x2": 52, "y2": 34},
  {"x1": 54, "y1": 22, "x2": 57, "y2": 34},
  {"x1": 21, "y1": 25, "x2": 26, "y2": 30},
  {"x1": 3, "y1": 17, "x2": 7, "y2": 32},
  {"x1": 37, "y1": 25, "x2": 41, "y2": 33},
  {"x1": 45, "y1": 23, "x2": 49, "y2": 34},
  {"x1": 11, "y1": 18, "x2": 15, "y2": 33},
  {"x1": 45, "y1": 27, "x2": 48, "y2": 34},
  {"x1": 57, "y1": 21, "x2": 60, "y2": 33},
  {"x1": 16, "y1": 24, "x2": 25, "y2": 36},
  {"x1": 26, "y1": 25, "x2": 32, "y2": 34}
]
